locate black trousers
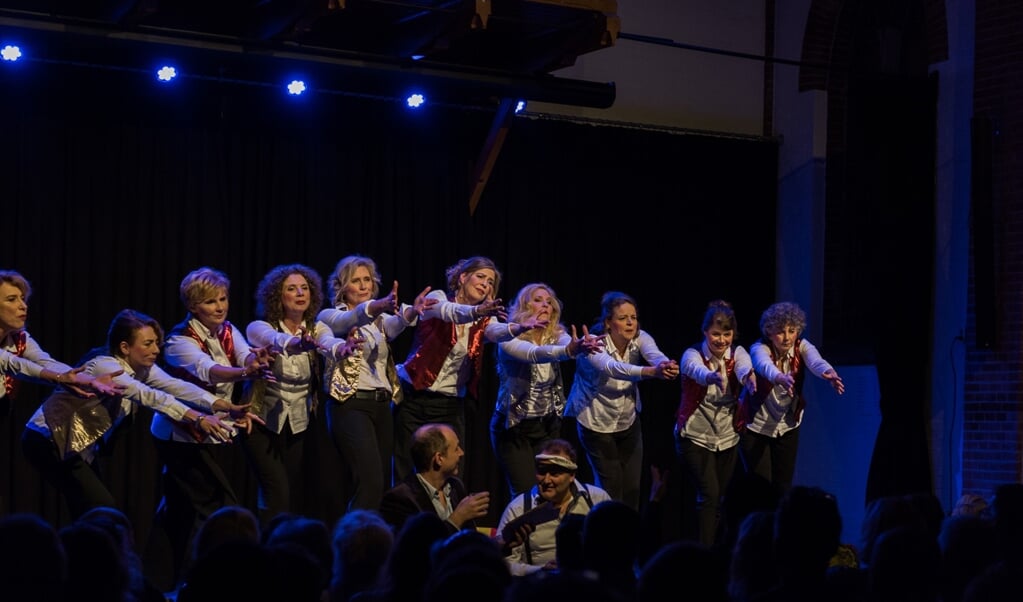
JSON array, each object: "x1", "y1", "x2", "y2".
[
  {"x1": 144, "y1": 438, "x2": 237, "y2": 593},
  {"x1": 21, "y1": 427, "x2": 116, "y2": 519},
  {"x1": 739, "y1": 427, "x2": 801, "y2": 496},
  {"x1": 238, "y1": 420, "x2": 306, "y2": 526}
]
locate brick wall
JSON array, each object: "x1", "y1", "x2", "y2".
[{"x1": 966, "y1": 0, "x2": 1023, "y2": 493}]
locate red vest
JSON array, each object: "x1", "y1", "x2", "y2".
[
  {"x1": 675, "y1": 346, "x2": 738, "y2": 430},
  {"x1": 402, "y1": 314, "x2": 489, "y2": 398},
  {"x1": 734, "y1": 338, "x2": 806, "y2": 432}
]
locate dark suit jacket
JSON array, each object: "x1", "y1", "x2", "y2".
[{"x1": 379, "y1": 473, "x2": 474, "y2": 535}]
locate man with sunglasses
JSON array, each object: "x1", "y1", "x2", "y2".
[{"x1": 496, "y1": 438, "x2": 611, "y2": 576}]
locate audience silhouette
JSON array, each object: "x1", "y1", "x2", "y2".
[
  {"x1": 3, "y1": 478, "x2": 1023, "y2": 602},
  {"x1": 330, "y1": 509, "x2": 394, "y2": 602}
]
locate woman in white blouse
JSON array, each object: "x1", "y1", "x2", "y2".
[
  {"x1": 242, "y1": 263, "x2": 360, "y2": 525},
  {"x1": 318, "y1": 254, "x2": 432, "y2": 511},
  {"x1": 22, "y1": 309, "x2": 249, "y2": 521},
  {"x1": 490, "y1": 282, "x2": 601, "y2": 497},
  {"x1": 565, "y1": 291, "x2": 679, "y2": 511}
]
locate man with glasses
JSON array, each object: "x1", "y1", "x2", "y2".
[{"x1": 496, "y1": 438, "x2": 611, "y2": 576}]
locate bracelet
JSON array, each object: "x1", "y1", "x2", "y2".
[
  {"x1": 57, "y1": 371, "x2": 70, "y2": 384},
  {"x1": 193, "y1": 414, "x2": 207, "y2": 427}
]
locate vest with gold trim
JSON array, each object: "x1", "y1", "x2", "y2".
[{"x1": 325, "y1": 315, "x2": 403, "y2": 405}]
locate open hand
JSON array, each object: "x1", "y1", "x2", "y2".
[
  {"x1": 286, "y1": 328, "x2": 321, "y2": 354},
  {"x1": 476, "y1": 298, "x2": 506, "y2": 320},
  {"x1": 410, "y1": 286, "x2": 438, "y2": 319},
  {"x1": 336, "y1": 328, "x2": 367, "y2": 359},
  {"x1": 87, "y1": 370, "x2": 127, "y2": 397},
  {"x1": 569, "y1": 324, "x2": 604, "y2": 356}
]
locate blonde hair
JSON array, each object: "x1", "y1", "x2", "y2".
[
  {"x1": 328, "y1": 255, "x2": 381, "y2": 307},
  {"x1": 508, "y1": 282, "x2": 566, "y2": 343},
  {"x1": 0, "y1": 270, "x2": 31, "y2": 300},
  {"x1": 179, "y1": 267, "x2": 230, "y2": 309}
]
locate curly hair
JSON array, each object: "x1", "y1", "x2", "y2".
[
  {"x1": 254, "y1": 264, "x2": 324, "y2": 329},
  {"x1": 759, "y1": 301, "x2": 806, "y2": 337},
  {"x1": 591, "y1": 291, "x2": 637, "y2": 335},
  {"x1": 0, "y1": 270, "x2": 31, "y2": 300},
  {"x1": 508, "y1": 282, "x2": 566, "y2": 343},
  {"x1": 702, "y1": 299, "x2": 737, "y2": 336},
  {"x1": 327, "y1": 255, "x2": 382, "y2": 308},
  {"x1": 444, "y1": 256, "x2": 501, "y2": 300},
  {"x1": 179, "y1": 266, "x2": 230, "y2": 309}
]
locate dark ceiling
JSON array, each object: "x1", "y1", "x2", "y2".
[{"x1": 0, "y1": 0, "x2": 620, "y2": 108}]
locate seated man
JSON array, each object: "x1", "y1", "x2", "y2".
[
  {"x1": 496, "y1": 438, "x2": 611, "y2": 576},
  {"x1": 379, "y1": 422, "x2": 489, "y2": 535}
]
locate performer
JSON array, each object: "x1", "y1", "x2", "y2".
[
  {"x1": 1, "y1": 269, "x2": 122, "y2": 401},
  {"x1": 565, "y1": 291, "x2": 679, "y2": 511},
  {"x1": 490, "y1": 282, "x2": 602, "y2": 497},
  {"x1": 393, "y1": 256, "x2": 538, "y2": 482},
  {"x1": 163, "y1": 266, "x2": 275, "y2": 404},
  {"x1": 21, "y1": 309, "x2": 250, "y2": 521},
  {"x1": 318, "y1": 254, "x2": 434, "y2": 510},
  {"x1": 675, "y1": 300, "x2": 755, "y2": 546},
  {"x1": 242, "y1": 263, "x2": 362, "y2": 525},
  {"x1": 737, "y1": 301, "x2": 844, "y2": 495}
]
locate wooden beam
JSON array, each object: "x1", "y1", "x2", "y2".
[
  {"x1": 526, "y1": 0, "x2": 618, "y2": 12},
  {"x1": 468, "y1": 98, "x2": 517, "y2": 216}
]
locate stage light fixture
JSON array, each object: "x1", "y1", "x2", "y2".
[
  {"x1": 156, "y1": 66, "x2": 177, "y2": 82},
  {"x1": 406, "y1": 93, "x2": 425, "y2": 108},
  {"x1": 515, "y1": 100, "x2": 527, "y2": 113},
  {"x1": 1, "y1": 45, "x2": 22, "y2": 62},
  {"x1": 287, "y1": 80, "x2": 307, "y2": 95}
]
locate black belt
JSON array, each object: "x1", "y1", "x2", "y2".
[{"x1": 352, "y1": 389, "x2": 391, "y2": 402}]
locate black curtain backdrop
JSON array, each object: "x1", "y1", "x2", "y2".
[
  {"x1": 1, "y1": 60, "x2": 778, "y2": 548},
  {"x1": 823, "y1": 0, "x2": 938, "y2": 506}
]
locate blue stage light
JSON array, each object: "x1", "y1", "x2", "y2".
[
  {"x1": 156, "y1": 66, "x2": 177, "y2": 82},
  {"x1": 1, "y1": 45, "x2": 22, "y2": 62},
  {"x1": 287, "y1": 80, "x2": 307, "y2": 95},
  {"x1": 515, "y1": 100, "x2": 527, "y2": 113},
  {"x1": 406, "y1": 93, "x2": 425, "y2": 108}
]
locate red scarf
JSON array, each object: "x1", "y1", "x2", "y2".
[
  {"x1": 3, "y1": 331, "x2": 28, "y2": 398},
  {"x1": 164, "y1": 319, "x2": 238, "y2": 394}
]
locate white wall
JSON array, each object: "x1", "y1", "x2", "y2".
[{"x1": 530, "y1": 0, "x2": 766, "y2": 134}]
